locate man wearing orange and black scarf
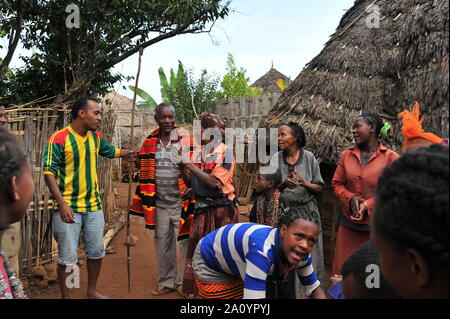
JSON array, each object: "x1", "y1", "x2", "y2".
[{"x1": 129, "y1": 103, "x2": 196, "y2": 296}]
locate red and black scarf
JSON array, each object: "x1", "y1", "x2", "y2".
[{"x1": 128, "y1": 128, "x2": 196, "y2": 240}]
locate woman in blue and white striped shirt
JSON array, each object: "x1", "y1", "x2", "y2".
[{"x1": 192, "y1": 206, "x2": 327, "y2": 299}]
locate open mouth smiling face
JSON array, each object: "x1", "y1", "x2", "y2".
[
  {"x1": 280, "y1": 219, "x2": 319, "y2": 266},
  {"x1": 352, "y1": 118, "x2": 373, "y2": 146}
]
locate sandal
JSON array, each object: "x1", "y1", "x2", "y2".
[
  {"x1": 176, "y1": 286, "x2": 194, "y2": 299},
  {"x1": 151, "y1": 285, "x2": 175, "y2": 296}
]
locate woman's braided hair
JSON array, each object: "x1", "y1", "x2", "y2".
[
  {"x1": 374, "y1": 144, "x2": 449, "y2": 275},
  {"x1": 0, "y1": 127, "x2": 27, "y2": 231},
  {"x1": 0, "y1": 127, "x2": 27, "y2": 189},
  {"x1": 278, "y1": 205, "x2": 321, "y2": 230},
  {"x1": 358, "y1": 113, "x2": 384, "y2": 137}
]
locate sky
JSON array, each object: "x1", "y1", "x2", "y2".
[
  {"x1": 114, "y1": 0, "x2": 356, "y2": 102},
  {"x1": 1, "y1": 0, "x2": 356, "y2": 102}
]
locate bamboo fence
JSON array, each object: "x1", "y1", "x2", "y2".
[{"x1": 97, "y1": 107, "x2": 117, "y2": 223}]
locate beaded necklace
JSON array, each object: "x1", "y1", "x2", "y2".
[
  {"x1": 256, "y1": 189, "x2": 280, "y2": 227},
  {"x1": 0, "y1": 251, "x2": 27, "y2": 299}
]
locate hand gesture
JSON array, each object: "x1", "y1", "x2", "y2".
[
  {"x1": 356, "y1": 200, "x2": 368, "y2": 219},
  {"x1": 59, "y1": 202, "x2": 75, "y2": 223},
  {"x1": 181, "y1": 188, "x2": 192, "y2": 200},
  {"x1": 349, "y1": 196, "x2": 367, "y2": 221},
  {"x1": 121, "y1": 149, "x2": 138, "y2": 162},
  {"x1": 280, "y1": 176, "x2": 298, "y2": 190},
  {"x1": 292, "y1": 170, "x2": 306, "y2": 186}
]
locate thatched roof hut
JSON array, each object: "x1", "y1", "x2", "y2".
[
  {"x1": 100, "y1": 92, "x2": 156, "y2": 150},
  {"x1": 100, "y1": 93, "x2": 156, "y2": 180},
  {"x1": 260, "y1": 0, "x2": 449, "y2": 165},
  {"x1": 251, "y1": 66, "x2": 292, "y2": 95}
]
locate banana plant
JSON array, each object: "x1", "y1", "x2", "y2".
[{"x1": 128, "y1": 85, "x2": 158, "y2": 109}]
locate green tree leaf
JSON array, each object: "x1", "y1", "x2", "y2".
[
  {"x1": 128, "y1": 85, "x2": 157, "y2": 109},
  {"x1": 0, "y1": 0, "x2": 232, "y2": 104},
  {"x1": 216, "y1": 53, "x2": 262, "y2": 99}
]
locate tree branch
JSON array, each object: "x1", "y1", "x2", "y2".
[
  {"x1": 96, "y1": 6, "x2": 227, "y2": 74},
  {"x1": 95, "y1": 24, "x2": 202, "y2": 73},
  {"x1": 103, "y1": 25, "x2": 145, "y2": 53},
  {"x1": 0, "y1": 0, "x2": 22, "y2": 79}
]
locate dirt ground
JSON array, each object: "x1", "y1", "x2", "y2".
[{"x1": 27, "y1": 181, "x2": 251, "y2": 299}]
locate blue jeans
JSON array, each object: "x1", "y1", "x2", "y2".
[{"x1": 52, "y1": 209, "x2": 105, "y2": 266}]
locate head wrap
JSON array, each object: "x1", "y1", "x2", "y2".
[
  {"x1": 200, "y1": 113, "x2": 227, "y2": 141},
  {"x1": 397, "y1": 102, "x2": 443, "y2": 150}
]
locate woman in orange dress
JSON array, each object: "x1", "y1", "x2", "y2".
[{"x1": 331, "y1": 113, "x2": 399, "y2": 275}]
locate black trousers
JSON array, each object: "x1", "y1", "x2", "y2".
[{"x1": 266, "y1": 270, "x2": 297, "y2": 299}]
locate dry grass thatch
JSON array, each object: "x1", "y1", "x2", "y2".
[
  {"x1": 100, "y1": 92, "x2": 157, "y2": 150},
  {"x1": 251, "y1": 67, "x2": 292, "y2": 94},
  {"x1": 260, "y1": 0, "x2": 449, "y2": 164}
]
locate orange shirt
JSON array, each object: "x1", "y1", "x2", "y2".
[
  {"x1": 331, "y1": 143, "x2": 399, "y2": 225},
  {"x1": 193, "y1": 142, "x2": 236, "y2": 200}
]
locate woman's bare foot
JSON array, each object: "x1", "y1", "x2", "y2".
[{"x1": 87, "y1": 290, "x2": 109, "y2": 299}]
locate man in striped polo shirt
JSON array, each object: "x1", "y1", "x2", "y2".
[
  {"x1": 192, "y1": 206, "x2": 327, "y2": 299},
  {"x1": 43, "y1": 97, "x2": 134, "y2": 299}
]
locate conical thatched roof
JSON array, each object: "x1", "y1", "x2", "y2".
[
  {"x1": 100, "y1": 92, "x2": 156, "y2": 149},
  {"x1": 251, "y1": 67, "x2": 292, "y2": 94},
  {"x1": 260, "y1": 0, "x2": 449, "y2": 164}
]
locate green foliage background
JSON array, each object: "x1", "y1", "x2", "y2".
[{"x1": 0, "y1": 0, "x2": 231, "y2": 104}]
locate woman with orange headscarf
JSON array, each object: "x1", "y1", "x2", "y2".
[{"x1": 398, "y1": 101, "x2": 445, "y2": 151}]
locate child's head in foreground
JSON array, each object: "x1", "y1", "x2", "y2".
[
  {"x1": 277, "y1": 206, "x2": 321, "y2": 266},
  {"x1": 0, "y1": 127, "x2": 34, "y2": 232},
  {"x1": 340, "y1": 241, "x2": 400, "y2": 299},
  {"x1": 371, "y1": 144, "x2": 449, "y2": 298}
]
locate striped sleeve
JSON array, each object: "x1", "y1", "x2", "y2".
[
  {"x1": 296, "y1": 254, "x2": 320, "y2": 296},
  {"x1": 43, "y1": 134, "x2": 64, "y2": 176},
  {"x1": 97, "y1": 132, "x2": 120, "y2": 159},
  {"x1": 243, "y1": 251, "x2": 271, "y2": 299}
]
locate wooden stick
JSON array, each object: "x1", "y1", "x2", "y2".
[
  {"x1": 126, "y1": 46, "x2": 144, "y2": 293},
  {"x1": 103, "y1": 212, "x2": 127, "y2": 250}
]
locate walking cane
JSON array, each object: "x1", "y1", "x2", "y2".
[{"x1": 126, "y1": 46, "x2": 144, "y2": 294}]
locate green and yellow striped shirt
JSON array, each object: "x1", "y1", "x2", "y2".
[{"x1": 43, "y1": 125, "x2": 120, "y2": 212}]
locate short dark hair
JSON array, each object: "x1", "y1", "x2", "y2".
[
  {"x1": 0, "y1": 127, "x2": 28, "y2": 231},
  {"x1": 0, "y1": 101, "x2": 9, "y2": 109},
  {"x1": 340, "y1": 241, "x2": 400, "y2": 298},
  {"x1": 282, "y1": 121, "x2": 306, "y2": 148},
  {"x1": 373, "y1": 144, "x2": 449, "y2": 276},
  {"x1": 155, "y1": 103, "x2": 175, "y2": 117},
  {"x1": 357, "y1": 113, "x2": 384, "y2": 137},
  {"x1": 71, "y1": 97, "x2": 98, "y2": 119},
  {"x1": 260, "y1": 166, "x2": 282, "y2": 189},
  {"x1": 0, "y1": 127, "x2": 27, "y2": 191},
  {"x1": 278, "y1": 205, "x2": 321, "y2": 230}
]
